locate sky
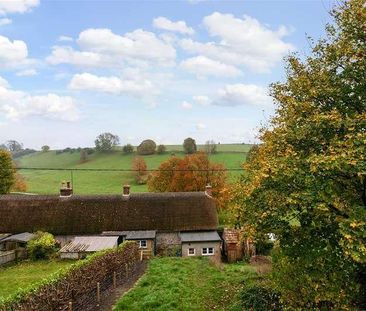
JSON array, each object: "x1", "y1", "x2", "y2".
[{"x1": 0, "y1": 0, "x2": 336, "y2": 149}]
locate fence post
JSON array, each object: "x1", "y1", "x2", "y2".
[
  {"x1": 140, "y1": 250, "x2": 143, "y2": 261},
  {"x1": 97, "y1": 282, "x2": 100, "y2": 303},
  {"x1": 113, "y1": 271, "x2": 117, "y2": 288},
  {"x1": 68, "y1": 301, "x2": 72, "y2": 311}
]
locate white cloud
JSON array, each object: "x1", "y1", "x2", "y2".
[
  {"x1": 213, "y1": 84, "x2": 272, "y2": 107},
  {"x1": 180, "y1": 12, "x2": 294, "y2": 73},
  {"x1": 77, "y1": 28, "x2": 176, "y2": 65},
  {"x1": 46, "y1": 46, "x2": 106, "y2": 67},
  {"x1": 0, "y1": 35, "x2": 32, "y2": 67},
  {"x1": 58, "y1": 35, "x2": 73, "y2": 42},
  {"x1": 0, "y1": 79, "x2": 79, "y2": 121},
  {"x1": 193, "y1": 95, "x2": 210, "y2": 106},
  {"x1": 0, "y1": 18, "x2": 11, "y2": 25},
  {"x1": 180, "y1": 56, "x2": 242, "y2": 78},
  {"x1": 0, "y1": 75, "x2": 9, "y2": 87},
  {"x1": 68, "y1": 72, "x2": 154, "y2": 98},
  {"x1": 16, "y1": 68, "x2": 37, "y2": 76},
  {"x1": 181, "y1": 101, "x2": 192, "y2": 109},
  {"x1": 153, "y1": 16, "x2": 194, "y2": 35},
  {"x1": 0, "y1": 0, "x2": 39, "y2": 15}
]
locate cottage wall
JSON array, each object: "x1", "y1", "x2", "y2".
[
  {"x1": 156, "y1": 232, "x2": 181, "y2": 256},
  {"x1": 181, "y1": 241, "x2": 221, "y2": 261}
]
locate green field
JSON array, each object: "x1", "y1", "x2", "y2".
[
  {"x1": 16, "y1": 144, "x2": 249, "y2": 195},
  {"x1": 0, "y1": 260, "x2": 74, "y2": 299},
  {"x1": 114, "y1": 257, "x2": 258, "y2": 311}
]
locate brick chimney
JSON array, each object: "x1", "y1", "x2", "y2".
[
  {"x1": 123, "y1": 184, "x2": 130, "y2": 196},
  {"x1": 60, "y1": 181, "x2": 73, "y2": 197},
  {"x1": 205, "y1": 184, "x2": 212, "y2": 197}
]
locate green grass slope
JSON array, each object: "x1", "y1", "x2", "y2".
[
  {"x1": 113, "y1": 257, "x2": 257, "y2": 311},
  {"x1": 16, "y1": 144, "x2": 249, "y2": 195}
]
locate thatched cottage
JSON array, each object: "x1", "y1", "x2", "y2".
[{"x1": 0, "y1": 185, "x2": 221, "y2": 257}]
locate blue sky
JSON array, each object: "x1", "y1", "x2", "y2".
[{"x1": 0, "y1": 0, "x2": 336, "y2": 149}]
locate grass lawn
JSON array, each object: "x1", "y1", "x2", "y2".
[
  {"x1": 16, "y1": 144, "x2": 249, "y2": 195},
  {"x1": 113, "y1": 257, "x2": 258, "y2": 311},
  {"x1": 0, "y1": 260, "x2": 74, "y2": 299}
]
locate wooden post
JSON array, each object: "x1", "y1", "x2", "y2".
[
  {"x1": 68, "y1": 301, "x2": 72, "y2": 311},
  {"x1": 113, "y1": 271, "x2": 117, "y2": 288},
  {"x1": 97, "y1": 282, "x2": 100, "y2": 303},
  {"x1": 140, "y1": 250, "x2": 143, "y2": 261}
]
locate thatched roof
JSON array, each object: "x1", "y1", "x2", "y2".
[{"x1": 0, "y1": 192, "x2": 218, "y2": 235}]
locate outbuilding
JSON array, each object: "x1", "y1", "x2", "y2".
[{"x1": 180, "y1": 231, "x2": 221, "y2": 261}]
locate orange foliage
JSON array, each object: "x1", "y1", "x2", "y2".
[
  {"x1": 148, "y1": 152, "x2": 231, "y2": 209},
  {"x1": 132, "y1": 156, "x2": 148, "y2": 184},
  {"x1": 11, "y1": 173, "x2": 28, "y2": 192}
]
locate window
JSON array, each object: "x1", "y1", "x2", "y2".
[
  {"x1": 202, "y1": 247, "x2": 214, "y2": 256},
  {"x1": 188, "y1": 248, "x2": 195, "y2": 256},
  {"x1": 139, "y1": 240, "x2": 147, "y2": 248}
]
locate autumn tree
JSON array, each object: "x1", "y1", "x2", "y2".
[
  {"x1": 137, "y1": 139, "x2": 156, "y2": 155},
  {"x1": 148, "y1": 152, "x2": 230, "y2": 209},
  {"x1": 0, "y1": 150, "x2": 15, "y2": 194},
  {"x1": 122, "y1": 144, "x2": 134, "y2": 154},
  {"x1": 11, "y1": 173, "x2": 27, "y2": 192},
  {"x1": 94, "y1": 132, "x2": 120, "y2": 152},
  {"x1": 235, "y1": 1, "x2": 366, "y2": 308},
  {"x1": 132, "y1": 156, "x2": 148, "y2": 184},
  {"x1": 183, "y1": 137, "x2": 197, "y2": 154}
]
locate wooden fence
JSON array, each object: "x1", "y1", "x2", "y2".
[{"x1": 0, "y1": 249, "x2": 27, "y2": 266}]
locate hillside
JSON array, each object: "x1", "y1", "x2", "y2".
[{"x1": 16, "y1": 144, "x2": 250, "y2": 195}]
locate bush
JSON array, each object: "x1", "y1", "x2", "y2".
[
  {"x1": 256, "y1": 239, "x2": 274, "y2": 256},
  {"x1": 156, "y1": 144, "x2": 166, "y2": 154},
  {"x1": 41, "y1": 145, "x2": 50, "y2": 152},
  {"x1": 0, "y1": 150, "x2": 15, "y2": 194},
  {"x1": 27, "y1": 231, "x2": 57, "y2": 260},
  {"x1": 123, "y1": 144, "x2": 134, "y2": 154},
  {"x1": 240, "y1": 285, "x2": 282, "y2": 311},
  {"x1": 137, "y1": 139, "x2": 156, "y2": 155}
]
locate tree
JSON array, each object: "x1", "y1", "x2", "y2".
[
  {"x1": 122, "y1": 144, "x2": 134, "y2": 154},
  {"x1": 157, "y1": 144, "x2": 166, "y2": 154},
  {"x1": 80, "y1": 149, "x2": 88, "y2": 163},
  {"x1": 94, "y1": 132, "x2": 120, "y2": 152},
  {"x1": 183, "y1": 137, "x2": 197, "y2": 154},
  {"x1": 0, "y1": 150, "x2": 15, "y2": 194},
  {"x1": 148, "y1": 152, "x2": 230, "y2": 209},
  {"x1": 245, "y1": 144, "x2": 259, "y2": 164},
  {"x1": 204, "y1": 140, "x2": 217, "y2": 155},
  {"x1": 6, "y1": 140, "x2": 23, "y2": 153},
  {"x1": 235, "y1": 1, "x2": 366, "y2": 308},
  {"x1": 41, "y1": 145, "x2": 50, "y2": 152},
  {"x1": 137, "y1": 139, "x2": 156, "y2": 155},
  {"x1": 132, "y1": 156, "x2": 148, "y2": 184}
]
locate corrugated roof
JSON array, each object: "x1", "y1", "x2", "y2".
[
  {"x1": 180, "y1": 231, "x2": 221, "y2": 242},
  {"x1": 102, "y1": 230, "x2": 156, "y2": 239},
  {"x1": 60, "y1": 236, "x2": 118, "y2": 253},
  {"x1": 1, "y1": 232, "x2": 35, "y2": 243}
]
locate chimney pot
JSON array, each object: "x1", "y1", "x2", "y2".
[
  {"x1": 205, "y1": 184, "x2": 212, "y2": 197},
  {"x1": 60, "y1": 181, "x2": 73, "y2": 197},
  {"x1": 123, "y1": 185, "x2": 130, "y2": 196}
]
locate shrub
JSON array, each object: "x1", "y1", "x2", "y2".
[
  {"x1": 156, "y1": 144, "x2": 166, "y2": 154},
  {"x1": 123, "y1": 144, "x2": 134, "y2": 154},
  {"x1": 11, "y1": 173, "x2": 27, "y2": 192},
  {"x1": 256, "y1": 238, "x2": 274, "y2": 256},
  {"x1": 132, "y1": 156, "x2": 148, "y2": 184},
  {"x1": 183, "y1": 137, "x2": 197, "y2": 154},
  {"x1": 27, "y1": 231, "x2": 57, "y2": 260},
  {"x1": 41, "y1": 145, "x2": 50, "y2": 152},
  {"x1": 240, "y1": 285, "x2": 282, "y2": 311},
  {"x1": 137, "y1": 139, "x2": 156, "y2": 155},
  {"x1": 0, "y1": 150, "x2": 15, "y2": 194}
]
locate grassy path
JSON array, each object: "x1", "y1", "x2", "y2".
[{"x1": 113, "y1": 257, "x2": 257, "y2": 311}]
